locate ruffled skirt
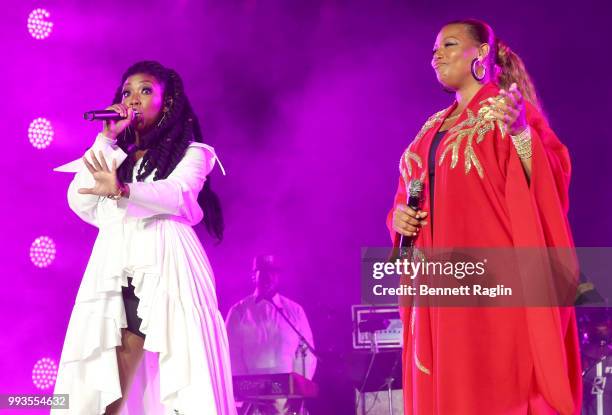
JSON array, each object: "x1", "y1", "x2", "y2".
[{"x1": 52, "y1": 217, "x2": 236, "y2": 415}]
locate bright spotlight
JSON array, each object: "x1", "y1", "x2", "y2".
[
  {"x1": 30, "y1": 236, "x2": 56, "y2": 268},
  {"x1": 27, "y1": 8, "x2": 54, "y2": 40},
  {"x1": 28, "y1": 117, "x2": 54, "y2": 149}
]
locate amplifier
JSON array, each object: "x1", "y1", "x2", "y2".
[{"x1": 352, "y1": 305, "x2": 403, "y2": 350}]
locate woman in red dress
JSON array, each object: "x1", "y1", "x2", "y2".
[{"x1": 388, "y1": 19, "x2": 582, "y2": 414}]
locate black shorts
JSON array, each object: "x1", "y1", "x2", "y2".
[{"x1": 121, "y1": 277, "x2": 145, "y2": 339}]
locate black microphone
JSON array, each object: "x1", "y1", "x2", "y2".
[
  {"x1": 83, "y1": 110, "x2": 140, "y2": 121},
  {"x1": 399, "y1": 179, "x2": 424, "y2": 250}
]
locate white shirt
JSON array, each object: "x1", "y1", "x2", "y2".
[
  {"x1": 55, "y1": 133, "x2": 218, "y2": 227},
  {"x1": 225, "y1": 293, "x2": 317, "y2": 380}
]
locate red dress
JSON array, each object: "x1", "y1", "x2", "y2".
[{"x1": 387, "y1": 82, "x2": 582, "y2": 414}]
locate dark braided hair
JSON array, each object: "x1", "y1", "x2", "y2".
[{"x1": 113, "y1": 61, "x2": 224, "y2": 241}]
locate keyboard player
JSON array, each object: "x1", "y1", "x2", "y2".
[{"x1": 225, "y1": 254, "x2": 317, "y2": 414}]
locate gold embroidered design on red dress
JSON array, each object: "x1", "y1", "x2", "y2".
[
  {"x1": 438, "y1": 103, "x2": 505, "y2": 179},
  {"x1": 399, "y1": 108, "x2": 448, "y2": 182}
]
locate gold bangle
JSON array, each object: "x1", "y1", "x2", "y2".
[{"x1": 510, "y1": 127, "x2": 532, "y2": 160}]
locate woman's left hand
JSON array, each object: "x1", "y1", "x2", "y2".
[
  {"x1": 78, "y1": 150, "x2": 120, "y2": 196},
  {"x1": 486, "y1": 82, "x2": 528, "y2": 136}
]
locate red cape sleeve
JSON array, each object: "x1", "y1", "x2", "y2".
[{"x1": 504, "y1": 104, "x2": 581, "y2": 415}]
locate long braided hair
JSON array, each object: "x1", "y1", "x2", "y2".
[
  {"x1": 113, "y1": 61, "x2": 224, "y2": 241},
  {"x1": 447, "y1": 19, "x2": 543, "y2": 112}
]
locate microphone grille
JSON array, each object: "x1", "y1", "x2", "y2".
[{"x1": 408, "y1": 179, "x2": 423, "y2": 197}]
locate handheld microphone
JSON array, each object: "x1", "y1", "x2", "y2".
[
  {"x1": 83, "y1": 110, "x2": 140, "y2": 121},
  {"x1": 399, "y1": 179, "x2": 424, "y2": 250}
]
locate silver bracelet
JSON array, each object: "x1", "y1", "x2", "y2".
[{"x1": 107, "y1": 183, "x2": 127, "y2": 200}]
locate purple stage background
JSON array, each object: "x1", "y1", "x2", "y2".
[{"x1": 1, "y1": 0, "x2": 610, "y2": 413}]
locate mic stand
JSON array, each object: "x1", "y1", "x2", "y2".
[
  {"x1": 355, "y1": 318, "x2": 395, "y2": 415},
  {"x1": 264, "y1": 298, "x2": 322, "y2": 368},
  {"x1": 297, "y1": 341, "x2": 309, "y2": 378},
  {"x1": 384, "y1": 376, "x2": 394, "y2": 415},
  {"x1": 383, "y1": 350, "x2": 401, "y2": 415},
  {"x1": 355, "y1": 331, "x2": 379, "y2": 415}
]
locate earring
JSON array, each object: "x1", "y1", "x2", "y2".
[
  {"x1": 471, "y1": 58, "x2": 486, "y2": 82},
  {"x1": 156, "y1": 111, "x2": 167, "y2": 128}
]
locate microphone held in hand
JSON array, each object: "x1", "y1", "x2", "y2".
[
  {"x1": 83, "y1": 109, "x2": 140, "y2": 121},
  {"x1": 399, "y1": 179, "x2": 424, "y2": 251}
]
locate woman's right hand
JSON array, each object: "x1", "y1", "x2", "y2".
[
  {"x1": 102, "y1": 103, "x2": 135, "y2": 140},
  {"x1": 392, "y1": 206, "x2": 428, "y2": 236}
]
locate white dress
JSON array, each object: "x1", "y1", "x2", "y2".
[{"x1": 52, "y1": 133, "x2": 237, "y2": 415}]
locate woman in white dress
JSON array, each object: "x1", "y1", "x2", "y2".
[{"x1": 52, "y1": 61, "x2": 237, "y2": 415}]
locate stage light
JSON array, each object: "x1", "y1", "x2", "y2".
[
  {"x1": 27, "y1": 8, "x2": 54, "y2": 40},
  {"x1": 31, "y1": 357, "x2": 58, "y2": 390},
  {"x1": 28, "y1": 117, "x2": 54, "y2": 149},
  {"x1": 30, "y1": 236, "x2": 56, "y2": 268}
]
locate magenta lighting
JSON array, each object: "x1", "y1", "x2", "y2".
[
  {"x1": 27, "y1": 8, "x2": 54, "y2": 40},
  {"x1": 29, "y1": 236, "x2": 56, "y2": 268},
  {"x1": 28, "y1": 117, "x2": 54, "y2": 149},
  {"x1": 31, "y1": 357, "x2": 58, "y2": 390}
]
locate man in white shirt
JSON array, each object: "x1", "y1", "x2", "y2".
[{"x1": 225, "y1": 254, "x2": 317, "y2": 414}]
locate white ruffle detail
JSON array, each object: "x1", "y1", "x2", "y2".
[{"x1": 53, "y1": 217, "x2": 236, "y2": 415}]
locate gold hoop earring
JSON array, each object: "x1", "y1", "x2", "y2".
[{"x1": 471, "y1": 58, "x2": 486, "y2": 82}]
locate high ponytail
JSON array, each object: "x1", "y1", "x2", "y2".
[
  {"x1": 447, "y1": 19, "x2": 543, "y2": 112},
  {"x1": 495, "y1": 38, "x2": 542, "y2": 111}
]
